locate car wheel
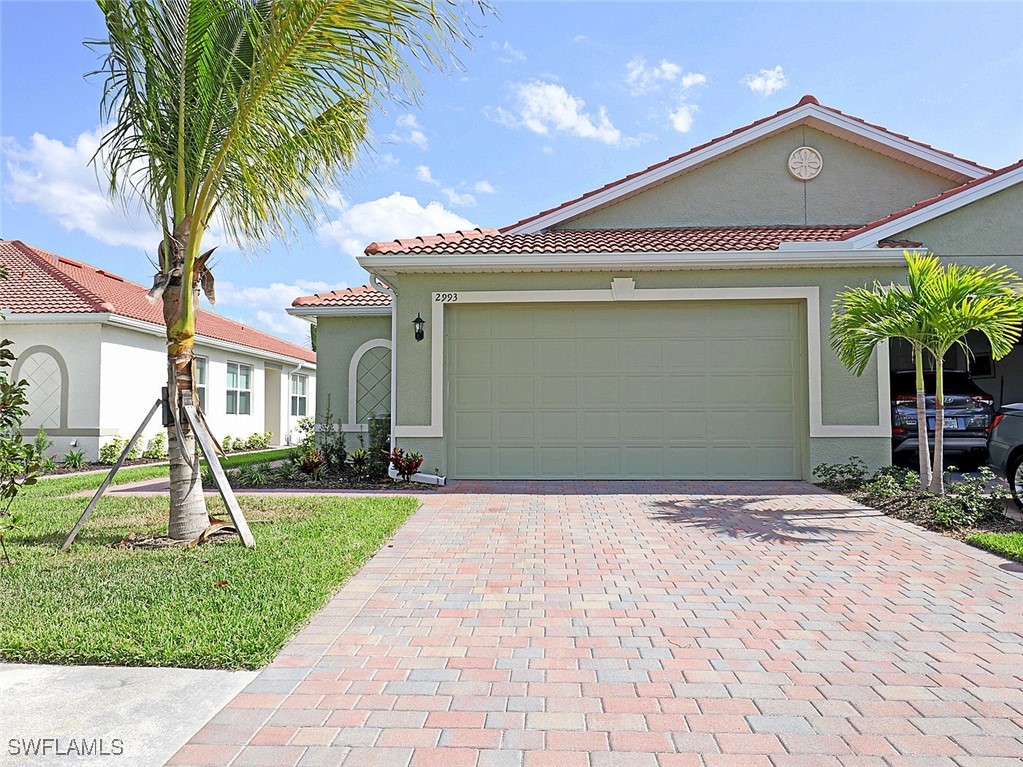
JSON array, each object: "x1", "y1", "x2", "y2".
[{"x1": 1010, "y1": 454, "x2": 1023, "y2": 511}]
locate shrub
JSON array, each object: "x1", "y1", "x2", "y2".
[
  {"x1": 221, "y1": 435, "x2": 235, "y2": 453},
  {"x1": 367, "y1": 414, "x2": 390, "y2": 480},
  {"x1": 239, "y1": 462, "x2": 272, "y2": 486},
  {"x1": 297, "y1": 447, "x2": 325, "y2": 476},
  {"x1": 389, "y1": 447, "x2": 424, "y2": 482},
  {"x1": 0, "y1": 334, "x2": 40, "y2": 562},
  {"x1": 813, "y1": 457, "x2": 868, "y2": 493},
  {"x1": 99, "y1": 436, "x2": 128, "y2": 465},
  {"x1": 33, "y1": 427, "x2": 54, "y2": 459},
  {"x1": 274, "y1": 461, "x2": 304, "y2": 482},
  {"x1": 62, "y1": 450, "x2": 86, "y2": 470},
  {"x1": 931, "y1": 467, "x2": 1011, "y2": 530},
  {"x1": 142, "y1": 432, "x2": 168, "y2": 460},
  {"x1": 296, "y1": 418, "x2": 316, "y2": 451},
  {"x1": 861, "y1": 465, "x2": 918, "y2": 501},
  {"x1": 319, "y1": 396, "x2": 346, "y2": 472},
  {"x1": 348, "y1": 448, "x2": 368, "y2": 475},
  {"x1": 245, "y1": 431, "x2": 272, "y2": 451}
]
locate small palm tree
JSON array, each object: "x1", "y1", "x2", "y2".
[
  {"x1": 832, "y1": 251, "x2": 1023, "y2": 495},
  {"x1": 830, "y1": 254, "x2": 941, "y2": 490},
  {"x1": 93, "y1": 0, "x2": 482, "y2": 540},
  {"x1": 914, "y1": 257, "x2": 1023, "y2": 494}
]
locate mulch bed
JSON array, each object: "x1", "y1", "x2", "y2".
[
  {"x1": 231, "y1": 473, "x2": 436, "y2": 492},
  {"x1": 42, "y1": 458, "x2": 162, "y2": 476},
  {"x1": 845, "y1": 487, "x2": 1023, "y2": 542}
]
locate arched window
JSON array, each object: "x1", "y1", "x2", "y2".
[{"x1": 13, "y1": 346, "x2": 69, "y2": 430}]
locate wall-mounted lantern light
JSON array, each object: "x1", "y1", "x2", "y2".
[{"x1": 413, "y1": 312, "x2": 426, "y2": 342}]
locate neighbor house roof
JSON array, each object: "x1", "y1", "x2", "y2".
[
  {"x1": 364, "y1": 225, "x2": 919, "y2": 257},
  {"x1": 503, "y1": 95, "x2": 990, "y2": 235},
  {"x1": 0, "y1": 240, "x2": 315, "y2": 364},
  {"x1": 291, "y1": 285, "x2": 392, "y2": 308}
]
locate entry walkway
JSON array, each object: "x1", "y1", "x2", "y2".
[{"x1": 169, "y1": 481, "x2": 1023, "y2": 766}]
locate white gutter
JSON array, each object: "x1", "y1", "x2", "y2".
[
  {"x1": 358, "y1": 248, "x2": 906, "y2": 275},
  {"x1": 286, "y1": 305, "x2": 392, "y2": 322}
]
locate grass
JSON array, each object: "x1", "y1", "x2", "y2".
[
  {"x1": 203, "y1": 447, "x2": 295, "y2": 471},
  {"x1": 965, "y1": 531, "x2": 1023, "y2": 563},
  {"x1": 0, "y1": 470, "x2": 417, "y2": 669}
]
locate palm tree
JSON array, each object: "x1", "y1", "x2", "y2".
[
  {"x1": 832, "y1": 251, "x2": 1023, "y2": 495},
  {"x1": 914, "y1": 258, "x2": 1023, "y2": 494},
  {"x1": 92, "y1": 0, "x2": 482, "y2": 540},
  {"x1": 830, "y1": 253, "x2": 942, "y2": 490}
]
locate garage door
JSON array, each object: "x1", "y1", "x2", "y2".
[{"x1": 446, "y1": 301, "x2": 807, "y2": 479}]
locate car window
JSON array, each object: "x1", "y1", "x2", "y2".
[{"x1": 890, "y1": 371, "x2": 982, "y2": 396}]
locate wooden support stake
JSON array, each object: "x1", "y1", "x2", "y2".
[
  {"x1": 182, "y1": 402, "x2": 255, "y2": 549},
  {"x1": 61, "y1": 399, "x2": 161, "y2": 552}
]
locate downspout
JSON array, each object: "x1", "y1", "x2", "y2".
[{"x1": 371, "y1": 273, "x2": 446, "y2": 487}]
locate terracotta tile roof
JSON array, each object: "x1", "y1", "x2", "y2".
[
  {"x1": 292, "y1": 285, "x2": 392, "y2": 308},
  {"x1": 365, "y1": 225, "x2": 864, "y2": 256},
  {"x1": 839, "y1": 157, "x2": 1023, "y2": 243},
  {"x1": 365, "y1": 227, "x2": 500, "y2": 256},
  {"x1": 504, "y1": 94, "x2": 990, "y2": 234},
  {"x1": 0, "y1": 240, "x2": 315, "y2": 363}
]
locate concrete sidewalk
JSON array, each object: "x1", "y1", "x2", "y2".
[{"x1": 0, "y1": 664, "x2": 256, "y2": 767}]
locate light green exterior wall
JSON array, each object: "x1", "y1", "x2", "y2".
[
  {"x1": 560, "y1": 127, "x2": 954, "y2": 230},
  {"x1": 387, "y1": 266, "x2": 899, "y2": 479},
  {"x1": 313, "y1": 314, "x2": 391, "y2": 439},
  {"x1": 895, "y1": 183, "x2": 1023, "y2": 265}
]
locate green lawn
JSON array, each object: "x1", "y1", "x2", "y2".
[
  {"x1": 966, "y1": 531, "x2": 1023, "y2": 564},
  {"x1": 0, "y1": 470, "x2": 416, "y2": 669}
]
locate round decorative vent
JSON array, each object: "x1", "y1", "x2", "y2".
[{"x1": 787, "y1": 146, "x2": 823, "y2": 180}]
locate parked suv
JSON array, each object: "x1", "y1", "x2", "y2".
[
  {"x1": 890, "y1": 370, "x2": 994, "y2": 466},
  {"x1": 988, "y1": 404, "x2": 1023, "y2": 509}
]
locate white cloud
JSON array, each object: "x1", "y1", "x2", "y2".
[
  {"x1": 376, "y1": 152, "x2": 399, "y2": 168},
  {"x1": 742, "y1": 65, "x2": 788, "y2": 97},
  {"x1": 473, "y1": 180, "x2": 496, "y2": 194},
  {"x1": 493, "y1": 41, "x2": 525, "y2": 63},
  {"x1": 680, "y1": 73, "x2": 708, "y2": 90},
  {"x1": 625, "y1": 58, "x2": 682, "y2": 95},
  {"x1": 217, "y1": 279, "x2": 342, "y2": 343},
  {"x1": 414, "y1": 164, "x2": 477, "y2": 208},
  {"x1": 387, "y1": 113, "x2": 428, "y2": 150},
  {"x1": 491, "y1": 81, "x2": 622, "y2": 146},
  {"x1": 669, "y1": 102, "x2": 698, "y2": 133},
  {"x1": 3, "y1": 128, "x2": 159, "y2": 250},
  {"x1": 572, "y1": 35, "x2": 587, "y2": 43},
  {"x1": 317, "y1": 192, "x2": 475, "y2": 260}
]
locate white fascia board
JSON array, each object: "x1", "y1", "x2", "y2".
[
  {"x1": 504, "y1": 104, "x2": 986, "y2": 234},
  {"x1": 106, "y1": 315, "x2": 315, "y2": 369},
  {"x1": 286, "y1": 305, "x2": 392, "y2": 323},
  {"x1": 359, "y1": 248, "x2": 906, "y2": 274},
  {"x1": 2, "y1": 312, "x2": 111, "y2": 325},
  {"x1": 846, "y1": 164, "x2": 1023, "y2": 249}
]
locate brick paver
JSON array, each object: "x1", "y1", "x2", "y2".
[{"x1": 168, "y1": 481, "x2": 1023, "y2": 766}]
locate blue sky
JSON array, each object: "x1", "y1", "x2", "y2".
[{"x1": 2, "y1": 1, "x2": 1021, "y2": 345}]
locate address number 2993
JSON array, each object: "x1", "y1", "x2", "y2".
[{"x1": 434, "y1": 293, "x2": 458, "y2": 302}]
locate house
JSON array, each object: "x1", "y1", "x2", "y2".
[
  {"x1": 290, "y1": 95, "x2": 1023, "y2": 481},
  {"x1": 0, "y1": 240, "x2": 316, "y2": 461}
]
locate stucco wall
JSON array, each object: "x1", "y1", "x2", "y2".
[
  {"x1": 312, "y1": 314, "x2": 391, "y2": 443},
  {"x1": 387, "y1": 266, "x2": 899, "y2": 479},
  {"x1": 895, "y1": 183, "x2": 1023, "y2": 263},
  {"x1": 560, "y1": 127, "x2": 954, "y2": 230},
  {"x1": 5, "y1": 321, "x2": 103, "y2": 460}
]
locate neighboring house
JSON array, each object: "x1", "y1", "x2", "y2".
[
  {"x1": 290, "y1": 95, "x2": 1023, "y2": 481},
  {"x1": 0, "y1": 240, "x2": 315, "y2": 461}
]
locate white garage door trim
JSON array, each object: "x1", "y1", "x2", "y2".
[{"x1": 393, "y1": 279, "x2": 890, "y2": 439}]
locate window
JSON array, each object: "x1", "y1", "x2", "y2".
[
  {"x1": 226, "y1": 362, "x2": 252, "y2": 415},
  {"x1": 194, "y1": 356, "x2": 207, "y2": 411},
  {"x1": 290, "y1": 373, "x2": 308, "y2": 417}
]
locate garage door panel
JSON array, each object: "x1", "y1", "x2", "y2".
[
  {"x1": 447, "y1": 301, "x2": 806, "y2": 479},
  {"x1": 495, "y1": 412, "x2": 535, "y2": 441},
  {"x1": 494, "y1": 341, "x2": 534, "y2": 373},
  {"x1": 496, "y1": 377, "x2": 534, "y2": 406}
]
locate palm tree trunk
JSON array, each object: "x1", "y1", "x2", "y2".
[
  {"x1": 913, "y1": 344, "x2": 932, "y2": 490},
  {"x1": 929, "y1": 356, "x2": 946, "y2": 495},
  {"x1": 162, "y1": 232, "x2": 208, "y2": 541}
]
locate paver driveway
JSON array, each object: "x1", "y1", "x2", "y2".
[{"x1": 169, "y1": 481, "x2": 1023, "y2": 767}]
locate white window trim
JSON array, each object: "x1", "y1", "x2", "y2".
[
  {"x1": 194, "y1": 355, "x2": 208, "y2": 411},
  {"x1": 393, "y1": 280, "x2": 890, "y2": 440},
  {"x1": 343, "y1": 338, "x2": 392, "y2": 432},
  {"x1": 226, "y1": 361, "x2": 253, "y2": 416},
  {"x1": 290, "y1": 372, "x2": 309, "y2": 417}
]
